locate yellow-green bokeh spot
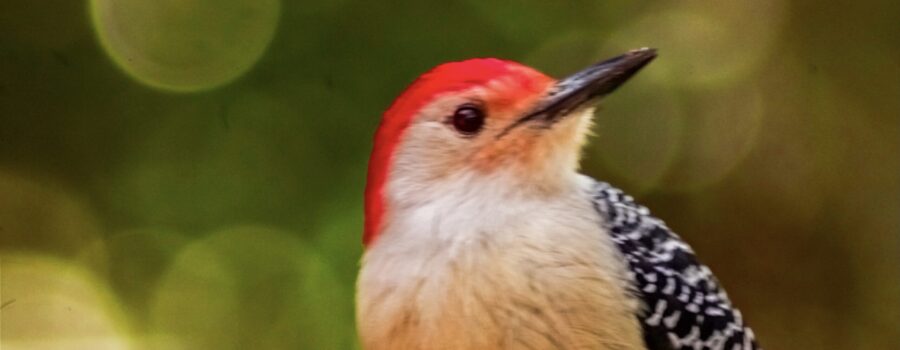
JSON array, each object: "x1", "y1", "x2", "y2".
[
  {"x1": 1, "y1": 254, "x2": 133, "y2": 349},
  {"x1": 0, "y1": 170, "x2": 106, "y2": 259},
  {"x1": 603, "y1": 1, "x2": 785, "y2": 89},
  {"x1": 148, "y1": 226, "x2": 352, "y2": 350},
  {"x1": 89, "y1": 0, "x2": 280, "y2": 92}
]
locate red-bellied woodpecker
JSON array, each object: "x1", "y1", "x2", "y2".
[{"x1": 356, "y1": 48, "x2": 759, "y2": 350}]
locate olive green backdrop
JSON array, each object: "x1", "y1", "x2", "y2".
[{"x1": 1, "y1": 1, "x2": 898, "y2": 349}]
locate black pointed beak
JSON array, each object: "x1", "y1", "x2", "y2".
[{"x1": 517, "y1": 48, "x2": 657, "y2": 126}]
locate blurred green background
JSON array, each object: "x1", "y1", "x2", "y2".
[{"x1": 1, "y1": 0, "x2": 898, "y2": 349}]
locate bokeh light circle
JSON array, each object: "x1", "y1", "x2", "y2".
[
  {"x1": 0, "y1": 170, "x2": 105, "y2": 259},
  {"x1": 587, "y1": 74, "x2": 685, "y2": 194},
  {"x1": 81, "y1": 228, "x2": 189, "y2": 319},
  {"x1": 603, "y1": 1, "x2": 785, "y2": 89},
  {"x1": 659, "y1": 85, "x2": 765, "y2": 192},
  {"x1": 89, "y1": 0, "x2": 281, "y2": 92},
  {"x1": 149, "y1": 226, "x2": 351, "y2": 349},
  {"x1": 524, "y1": 30, "x2": 609, "y2": 77},
  {"x1": 1, "y1": 254, "x2": 132, "y2": 350}
]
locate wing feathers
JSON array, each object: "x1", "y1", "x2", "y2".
[{"x1": 590, "y1": 181, "x2": 759, "y2": 350}]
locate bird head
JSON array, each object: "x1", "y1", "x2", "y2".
[{"x1": 364, "y1": 48, "x2": 656, "y2": 246}]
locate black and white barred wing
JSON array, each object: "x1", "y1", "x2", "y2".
[{"x1": 590, "y1": 181, "x2": 759, "y2": 350}]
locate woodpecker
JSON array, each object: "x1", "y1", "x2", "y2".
[{"x1": 356, "y1": 48, "x2": 759, "y2": 350}]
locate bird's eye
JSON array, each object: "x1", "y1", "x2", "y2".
[{"x1": 451, "y1": 104, "x2": 485, "y2": 135}]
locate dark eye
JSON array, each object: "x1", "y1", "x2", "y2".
[{"x1": 451, "y1": 104, "x2": 485, "y2": 135}]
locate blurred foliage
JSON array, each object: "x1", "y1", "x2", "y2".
[{"x1": 1, "y1": 0, "x2": 899, "y2": 349}]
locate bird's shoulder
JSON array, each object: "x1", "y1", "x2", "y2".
[{"x1": 586, "y1": 180, "x2": 760, "y2": 350}]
